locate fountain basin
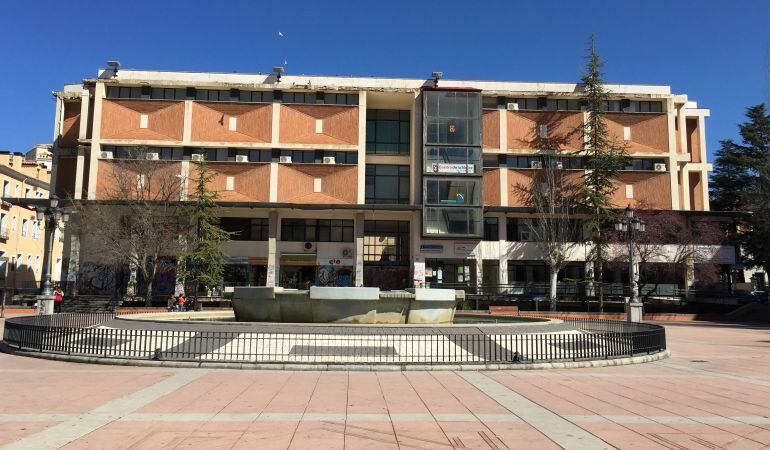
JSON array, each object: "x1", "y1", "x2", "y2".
[{"x1": 231, "y1": 286, "x2": 458, "y2": 324}]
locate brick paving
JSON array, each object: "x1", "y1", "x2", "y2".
[{"x1": 1, "y1": 316, "x2": 769, "y2": 449}]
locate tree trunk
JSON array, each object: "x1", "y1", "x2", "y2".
[
  {"x1": 145, "y1": 275, "x2": 154, "y2": 307},
  {"x1": 549, "y1": 268, "x2": 558, "y2": 311}
]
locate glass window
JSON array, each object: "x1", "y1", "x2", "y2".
[
  {"x1": 424, "y1": 91, "x2": 481, "y2": 146},
  {"x1": 364, "y1": 220, "x2": 410, "y2": 264},
  {"x1": 218, "y1": 218, "x2": 269, "y2": 241},
  {"x1": 281, "y1": 219, "x2": 353, "y2": 242},
  {"x1": 366, "y1": 109, "x2": 410, "y2": 154},
  {"x1": 425, "y1": 179, "x2": 481, "y2": 206},
  {"x1": 483, "y1": 217, "x2": 499, "y2": 241},
  {"x1": 423, "y1": 206, "x2": 482, "y2": 237},
  {"x1": 365, "y1": 164, "x2": 409, "y2": 204}
]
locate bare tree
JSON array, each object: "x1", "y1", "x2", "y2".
[
  {"x1": 606, "y1": 205, "x2": 725, "y2": 301},
  {"x1": 516, "y1": 155, "x2": 584, "y2": 310},
  {"x1": 73, "y1": 149, "x2": 189, "y2": 305}
]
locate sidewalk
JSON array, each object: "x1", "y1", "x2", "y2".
[{"x1": 0, "y1": 319, "x2": 769, "y2": 448}]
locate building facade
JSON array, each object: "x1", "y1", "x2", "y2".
[
  {"x1": 0, "y1": 151, "x2": 64, "y2": 302},
  {"x1": 50, "y1": 68, "x2": 732, "y2": 297}
]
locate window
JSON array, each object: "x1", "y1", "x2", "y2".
[
  {"x1": 10, "y1": 256, "x2": 15, "y2": 271},
  {"x1": 16, "y1": 254, "x2": 22, "y2": 271},
  {"x1": 365, "y1": 165, "x2": 409, "y2": 204},
  {"x1": 546, "y1": 99, "x2": 582, "y2": 111},
  {"x1": 629, "y1": 101, "x2": 663, "y2": 113},
  {"x1": 14, "y1": 184, "x2": 19, "y2": 197},
  {"x1": 423, "y1": 207, "x2": 482, "y2": 237},
  {"x1": 11, "y1": 215, "x2": 17, "y2": 231},
  {"x1": 2, "y1": 180, "x2": 9, "y2": 197},
  {"x1": 238, "y1": 90, "x2": 274, "y2": 103},
  {"x1": 363, "y1": 221, "x2": 410, "y2": 264},
  {"x1": 601, "y1": 100, "x2": 621, "y2": 112},
  {"x1": 35, "y1": 255, "x2": 40, "y2": 272},
  {"x1": 0, "y1": 213, "x2": 7, "y2": 237},
  {"x1": 26, "y1": 255, "x2": 32, "y2": 271},
  {"x1": 483, "y1": 217, "x2": 499, "y2": 241},
  {"x1": 366, "y1": 109, "x2": 410, "y2": 154},
  {"x1": 625, "y1": 158, "x2": 666, "y2": 171},
  {"x1": 283, "y1": 92, "x2": 358, "y2": 105},
  {"x1": 24, "y1": 188, "x2": 31, "y2": 198},
  {"x1": 502, "y1": 155, "x2": 585, "y2": 170},
  {"x1": 21, "y1": 219, "x2": 28, "y2": 237},
  {"x1": 280, "y1": 219, "x2": 353, "y2": 242},
  {"x1": 279, "y1": 150, "x2": 358, "y2": 164},
  {"x1": 506, "y1": 218, "x2": 534, "y2": 241},
  {"x1": 218, "y1": 218, "x2": 269, "y2": 241},
  {"x1": 425, "y1": 91, "x2": 481, "y2": 146},
  {"x1": 425, "y1": 179, "x2": 481, "y2": 206}
]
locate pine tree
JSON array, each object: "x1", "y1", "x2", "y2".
[
  {"x1": 710, "y1": 104, "x2": 770, "y2": 275},
  {"x1": 180, "y1": 160, "x2": 231, "y2": 298},
  {"x1": 579, "y1": 35, "x2": 628, "y2": 311}
]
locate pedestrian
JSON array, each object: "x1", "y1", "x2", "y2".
[
  {"x1": 167, "y1": 293, "x2": 176, "y2": 311},
  {"x1": 177, "y1": 294, "x2": 186, "y2": 312},
  {"x1": 53, "y1": 287, "x2": 63, "y2": 313}
]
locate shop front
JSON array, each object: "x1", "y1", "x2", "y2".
[
  {"x1": 279, "y1": 253, "x2": 354, "y2": 289},
  {"x1": 424, "y1": 258, "x2": 477, "y2": 290},
  {"x1": 223, "y1": 257, "x2": 268, "y2": 287}
]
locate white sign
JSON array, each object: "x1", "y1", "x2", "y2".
[
  {"x1": 454, "y1": 243, "x2": 477, "y2": 256},
  {"x1": 413, "y1": 261, "x2": 426, "y2": 282},
  {"x1": 430, "y1": 163, "x2": 474, "y2": 174}
]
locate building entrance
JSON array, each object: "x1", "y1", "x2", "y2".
[{"x1": 424, "y1": 259, "x2": 476, "y2": 290}]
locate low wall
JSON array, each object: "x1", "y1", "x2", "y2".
[{"x1": 232, "y1": 287, "x2": 457, "y2": 324}]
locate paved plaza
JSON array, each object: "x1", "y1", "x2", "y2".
[{"x1": 1, "y1": 317, "x2": 769, "y2": 449}]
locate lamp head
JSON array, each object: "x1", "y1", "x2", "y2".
[
  {"x1": 432, "y1": 71, "x2": 443, "y2": 88},
  {"x1": 107, "y1": 60, "x2": 120, "y2": 78},
  {"x1": 625, "y1": 204, "x2": 634, "y2": 219},
  {"x1": 273, "y1": 66, "x2": 284, "y2": 82}
]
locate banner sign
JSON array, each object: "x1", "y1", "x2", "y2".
[{"x1": 430, "y1": 163, "x2": 474, "y2": 174}]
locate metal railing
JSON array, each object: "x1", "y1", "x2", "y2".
[{"x1": 1, "y1": 313, "x2": 666, "y2": 366}]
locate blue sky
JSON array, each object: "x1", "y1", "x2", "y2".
[{"x1": 1, "y1": 0, "x2": 768, "y2": 162}]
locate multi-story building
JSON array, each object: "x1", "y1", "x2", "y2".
[
  {"x1": 49, "y1": 68, "x2": 734, "y2": 298},
  {"x1": 0, "y1": 150, "x2": 64, "y2": 303}
]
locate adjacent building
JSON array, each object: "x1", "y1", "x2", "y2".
[
  {"x1": 0, "y1": 150, "x2": 64, "y2": 303},
  {"x1": 49, "y1": 68, "x2": 735, "y2": 298}
]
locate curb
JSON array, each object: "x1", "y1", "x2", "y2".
[{"x1": 0, "y1": 343, "x2": 669, "y2": 371}]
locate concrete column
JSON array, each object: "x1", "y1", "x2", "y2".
[
  {"x1": 356, "y1": 92, "x2": 367, "y2": 204},
  {"x1": 475, "y1": 250, "x2": 483, "y2": 294},
  {"x1": 354, "y1": 212, "x2": 364, "y2": 286},
  {"x1": 271, "y1": 102, "x2": 280, "y2": 146},
  {"x1": 180, "y1": 161, "x2": 190, "y2": 201},
  {"x1": 182, "y1": 100, "x2": 193, "y2": 144},
  {"x1": 410, "y1": 211, "x2": 422, "y2": 287},
  {"x1": 64, "y1": 221, "x2": 81, "y2": 297},
  {"x1": 698, "y1": 116, "x2": 710, "y2": 211},
  {"x1": 268, "y1": 163, "x2": 279, "y2": 202},
  {"x1": 86, "y1": 82, "x2": 105, "y2": 199},
  {"x1": 266, "y1": 211, "x2": 278, "y2": 287},
  {"x1": 680, "y1": 165, "x2": 691, "y2": 211},
  {"x1": 667, "y1": 99, "x2": 679, "y2": 210},
  {"x1": 73, "y1": 146, "x2": 85, "y2": 200},
  {"x1": 498, "y1": 216, "x2": 508, "y2": 292},
  {"x1": 410, "y1": 92, "x2": 422, "y2": 205}
]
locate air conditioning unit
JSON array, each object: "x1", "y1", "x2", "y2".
[
  {"x1": 302, "y1": 242, "x2": 316, "y2": 252},
  {"x1": 555, "y1": 161, "x2": 563, "y2": 170},
  {"x1": 654, "y1": 163, "x2": 667, "y2": 172},
  {"x1": 341, "y1": 247, "x2": 353, "y2": 258},
  {"x1": 530, "y1": 161, "x2": 543, "y2": 169},
  {"x1": 235, "y1": 155, "x2": 248, "y2": 163},
  {"x1": 145, "y1": 152, "x2": 159, "y2": 160},
  {"x1": 322, "y1": 156, "x2": 336, "y2": 164},
  {"x1": 279, "y1": 155, "x2": 292, "y2": 163},
  {"x1": 100, "y1": 151, "x2": 113, "y2": 159},
  {"x1": 506, "y1": 102, "x2": 519, "y2": 111}
]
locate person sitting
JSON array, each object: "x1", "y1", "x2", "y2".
[
  {"x1": 167, "y1": 293, "x2": 176, "y2": 311},
  {"x1": 176, "y1": 295, "x2": 186, "y2": 312}
]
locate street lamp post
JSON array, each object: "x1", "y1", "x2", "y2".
[
  {"x1": 35, "y1": 197, "x2": 66, "y2": 315},
  {"x1": 614, "y1": 205, "x2": 646, "y2": 322}
]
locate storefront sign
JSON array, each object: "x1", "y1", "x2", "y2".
[
  {"x1": 430, "y1": 163, "x2": 474, "y2": 174},
  {"x1": 420, "y1": 244, "x2": 444, "y2": 253},
  {"x1": 454, "y1": 243, "x2": 477, "y2": 256},
  {"x1": 318, "y1": 257, "x2": 354, "y2": 267}
]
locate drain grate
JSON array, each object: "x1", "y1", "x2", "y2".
[{"x1": 288, "y1": 345, "x2": 398, "y2": 357}]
